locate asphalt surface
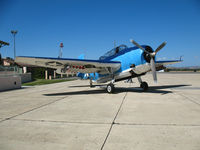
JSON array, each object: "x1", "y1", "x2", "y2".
[{"x1": 0, "y1": 73, "x2": 200, "y2": 150}]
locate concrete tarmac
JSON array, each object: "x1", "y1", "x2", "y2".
[{"x1": 0, "y1": 73, "x2": 200, "y2": 150}]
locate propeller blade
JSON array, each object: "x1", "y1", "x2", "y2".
[
  {"x1": 150, "y1": 58, "x2": 157, "y2": 82},
  {"x1": 155, "y1": 41, "x2": 167, "y2": 54},
  {"x1": 130, "y1": 39, "x2": 150, "y2": 54}
]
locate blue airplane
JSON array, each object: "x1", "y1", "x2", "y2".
[{"x1": 15, "y1": 39, "x2": 182, "y2": 93}]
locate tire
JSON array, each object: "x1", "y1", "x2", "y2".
[
  {"x1": 140, "y1": 82, "x2": 148, "y2": 91},
  {"x1": 106, "y1": 83, "x2": 115, "y2": 93}
]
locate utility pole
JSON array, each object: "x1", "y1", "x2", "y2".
[{"x1": 11, "y1": 30, "x2": 18, "y2": 59}]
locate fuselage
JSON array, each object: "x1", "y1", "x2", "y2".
[{"x1": 78, "y1": 45, "x2": 154, "y2": 83}]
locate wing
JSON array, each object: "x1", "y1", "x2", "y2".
[
  {"x1": 15, "y1": 56, "x2": 121, "y2": 74},
  {"x1": 125, "y1": 59, "x2": 182, "y2": 75},
  {"x1": 155, "y1": 60, "x2": 182, "y2": 66},
  {"x1": 154, "y1": 59, "x2": 182, "y2": 71}
]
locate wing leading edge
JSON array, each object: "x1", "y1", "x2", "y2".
[
  {"x1": 155, "y1": 59, "x2": 182, "y2": 66},
  {"x1": 15, "y1": 56, "x2": 121, "y2": 74}
]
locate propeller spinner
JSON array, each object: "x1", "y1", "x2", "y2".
[{"x1": 130, "y1": 39, "x2": 166, "y2": 82}]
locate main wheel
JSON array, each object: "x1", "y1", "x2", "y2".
[
  {"x1": 140, "y1": 82, "x2": 148, "y2": 91},
  {"x1": 106, "y1": 83, "x2": 115, "y2": 93}
]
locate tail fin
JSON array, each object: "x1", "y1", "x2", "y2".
[
  {"x1": 77, "y1": 54, "x2": 85, "y2": 79},
  {"x1": 78, "y1": 54, "x2": 85, "y2": 60}
]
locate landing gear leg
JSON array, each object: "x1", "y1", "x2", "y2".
[
  {"x1": 137, "y1": 76, "x2": 148, "y2": 91},
  {"x1": 89, "y1": 78, "x2": 93, "y2": 88},
  {"x1": 106, "y1": 70, "x2": 115, "y2": 94}
]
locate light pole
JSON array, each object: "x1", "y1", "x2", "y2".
[{"x1": 11, "y1": 30, "x2": 18, "y2": 59}]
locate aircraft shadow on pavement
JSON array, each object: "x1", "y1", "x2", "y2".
[
  {"x1": 68, "y1": 84, "x2": 107, "y2": 88},
  {"x1": 44, "y1": 84, "x2": 190, "y2": 96}
]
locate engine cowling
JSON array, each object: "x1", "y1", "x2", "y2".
[{"x1": 143, "y1": 46, "x2": 154, "y2": 63}]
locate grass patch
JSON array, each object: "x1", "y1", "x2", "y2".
[{"x1": 22, "y1": 78, "x2": 75, "y2": 86}]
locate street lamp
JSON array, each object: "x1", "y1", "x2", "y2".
[{"x1": 11, "y1": 30, "x2": 18, "y2": 59}]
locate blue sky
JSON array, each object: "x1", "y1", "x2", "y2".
[{"x1": 1, "y1": 0, "x2": 200, "y2": 66}]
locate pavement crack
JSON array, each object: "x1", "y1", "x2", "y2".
[
  {"x1": 100, "y1": 91, "x2": 128, "y2": 150},
  {"x1": 174, "y1": 91, "x2": 200, "y2": 106},
  {"x1": 113, "y1": 123, "x2": 200, "y2": 127},
  {"x1": 0, "y1": 96, "x2": 70, "y2": 123},
  {"x1": 158, "y1": 81, "x2": 200, "y2": 107},
  {"x1": 11, "y1": 118, "x2": 111, "y2": 125}
]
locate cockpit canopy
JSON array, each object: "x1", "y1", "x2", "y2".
[{"x1": 99, "y1": 45, "x2": 128, "y2": 60}]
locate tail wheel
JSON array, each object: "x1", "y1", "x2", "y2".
[
  {"x1": 106, "y1": 83, "x2": 115, "y2": 93},
  {"x1": 140, "y1": 82, "x2": 148, "y2": 91}
]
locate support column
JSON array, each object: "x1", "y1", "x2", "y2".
[
  {"x1": 45, "y1": 70, "x2": 48, "y2": 80},
  {"x1": 54, "y1": 70, "x2": 56, "y2": 79},
  {"x1": 23, "y1": 67, "x2": 27, "y2": 73}
]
